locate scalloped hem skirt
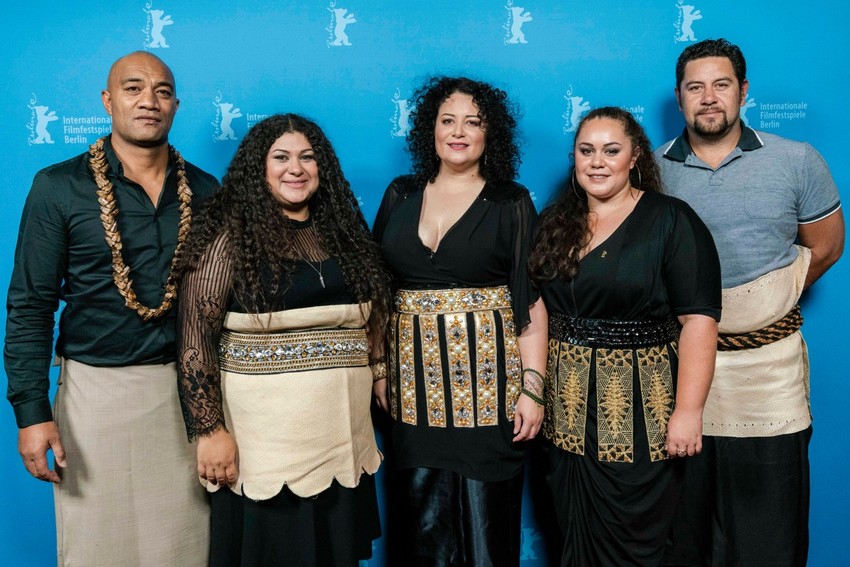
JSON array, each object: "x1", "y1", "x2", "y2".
[{"x1": 209, "y1": 475, "x2": 380, "y2": 567}]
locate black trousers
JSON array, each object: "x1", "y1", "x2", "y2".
[{"x1": 664, "y1": 427, "x2": 811, "y2": 567}]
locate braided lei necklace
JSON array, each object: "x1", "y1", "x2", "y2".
[{"x1": 88, "y1": 137, "x2": 193, "y2": 321}]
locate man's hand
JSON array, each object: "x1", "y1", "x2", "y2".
[{"x1": 18, "y1": 421, "x2": 66, "y2": 483}]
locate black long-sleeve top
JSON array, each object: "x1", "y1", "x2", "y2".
[{"x1": 4, "y1": 136, "x2": 218, "y2": 428}]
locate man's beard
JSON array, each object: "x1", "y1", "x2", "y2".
[{"x1": 692, "y1": 109, "x2": 737, "y2": 139}]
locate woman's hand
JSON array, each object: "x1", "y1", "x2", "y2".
[
  {"x1": 373, "y1": 378, "x2": 389, "y2": 412},
  {"x1": 668, "y1": 313, "x2": 717, "y2": 458},
  {"x1": 197, "y1": 426, "x2": 239, "y2": 486},
  {"x1": 513, "y1": 394, "x2": 543, "y2": 442},
  {"x1": 666, "y1": 407, "x2": 703, "y2": 458}
]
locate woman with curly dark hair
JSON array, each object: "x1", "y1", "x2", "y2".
[
  {"x1": 529, "y1": 107, "x2": 721, "y2": 566},
  {"x1": 373, "y1": 77, "x2": 548, "y2": 565},
  {"x1": 176, "y1": 114, "x2": 390, "y2": 566}
]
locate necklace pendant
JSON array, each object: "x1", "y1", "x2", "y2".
[{"x1": 318, "y1": 274, "x2": 326, "y2": 288}]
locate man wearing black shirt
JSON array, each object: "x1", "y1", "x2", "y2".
[{"x1": 5, "y1": 51, "x2": 217, "y2": 565}]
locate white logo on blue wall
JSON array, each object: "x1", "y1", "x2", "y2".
[
  {"x1": 503, "y1": 1, "x2": 532, "y2": 45},
  {"x1": 520, "y1": 527, "x2": 542, "y2": 560},
  {"x1": 142, "y1": 2, "x2": 174, "y2": 48},
  {"x1": 391, "y1": 89, "x2": 413, "y2": 138},
  {"x1": 212, "y1": 93, "x2": 243, "y2": 142},
  {"x1": 27, "y1": 93, "x2": 111, "y2": 145},
  {"x1": 674, "y1": 1, "x2": 702, "y2": 43},
  {"x1": 740, "y1": 96, "x2": 756, "y2": 126},
  {"x1": 621, "y1": 104, "x2": 646, "y2": 124},
  {"x1": 27, "y1": 95, "x2": 58, "y2": 145},
  {"x1": 754, "y1": 97, "x2": 808, "y2": 130},
  {"x1": 563, "y1": 87, "x2": 591, "y2": 134},
  {"x1": 327, "y1": 2, "x2": 356, "y2": 47}
]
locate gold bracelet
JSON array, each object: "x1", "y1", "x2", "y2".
[{"x1": 370, "y1": 361, "x2": 387, "y2": 382}]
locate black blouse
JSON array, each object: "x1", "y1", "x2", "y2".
[
  {"x1": 541, "y1": 190, "x2": 722, "y2": 322},
  {"x1": 373, "y1": 175, "x2": 539, "y2": 332}
]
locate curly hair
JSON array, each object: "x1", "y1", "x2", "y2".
[
  {"x1": 675, "y1": 38, "x2": 747, "y2": 88},
  {"x1": 529, "y1": 106, "x2": 663, "y2": 284},
  {"x1": 406, "y1": 76, "x2": 521, "y2": 184},
  {"x1": 180, "y1": 113, "x2": 390, "y2": 337}
]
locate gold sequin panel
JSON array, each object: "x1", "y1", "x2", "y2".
[
  {"x1": 395, "y1": 313, "x2": 416, "y2": 424},
  {"x1": 543, "y1": 340, "x2": 591, "y2": 455},
  {"x1": 421, "y1": 314, "x2": 448, "y2": 427},
  {"x1": 545, "y1": 341, "x2": 676, "y2": 463},
  {"x1": 638, "y1": 343, "x2": 676, "y2": 462},
  {"x1": 219, "y1": 328, "x2": 368, "y2": 374},
  {"x1": 596, "y1": 349, "x2": 635, "y2": 463},
  {"x1": 474, "y1": 311, "x2": 498, "y2": 426},
  {"x1": 388, "y1": 312, "x2": 400, "y2": 420},
  {"x1": 389, "y1": 287, "x2": 521, "y2": 428},
  {"x1": 500, "y1": 308, "x2": 521, "y2": 421}
]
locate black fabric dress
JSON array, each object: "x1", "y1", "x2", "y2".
[
  {"x1": 373, "y1": 175, "x2": 539, "y2": 566},
  {"x1": 540, "y1": 190, "x2": 721, "y2": 567},
  {"x1": 177, "y1": 219, "x2": 381, "y2": 567}
]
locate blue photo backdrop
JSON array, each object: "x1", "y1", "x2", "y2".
[{"x1": 3, "y1": 2, "x2": 848, "y2": 565}]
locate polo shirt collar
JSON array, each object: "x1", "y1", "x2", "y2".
[{"x1": 661, "y1": 125, "x2": 764, "y2": 162}]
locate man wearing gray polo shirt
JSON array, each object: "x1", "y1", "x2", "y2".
[{"x1": 657, "y1": 39, "x2": 844, "y2": 567}]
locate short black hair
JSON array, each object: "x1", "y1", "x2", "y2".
[{"x1": 676, "y1": 38, "x2": 746, "y2": 89}]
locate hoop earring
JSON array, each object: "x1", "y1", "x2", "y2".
[
  {"x1": 632, "y1": 163, "x2": 642, "y2": 190},
  {"x1": 571, "y1": 170, "x2": 583, "y2": 200}
]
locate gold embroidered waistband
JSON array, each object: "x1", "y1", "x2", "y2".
[
  {"x1": 395, "y1": 286, "x2": 512, "y2": 315},
  {"x1": 389, "y1": 286, "x2": 522, "y2": 428},
  {"x1": 219, "y1": 328, "x2": 369, "y2": 374}
]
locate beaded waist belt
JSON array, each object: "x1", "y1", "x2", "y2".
[
  {"x1": 219, "y1": 328, "x2": 369, "y2": 374},
  {"x1": 549, "y1": 312, "x2": 680, "y2": 349},
  {"x1": 395, "y1": 286, "x2": 512, "y2": 315},
  {"x1": 717, "y1": 305, "x2": 802, "y2": 351}
]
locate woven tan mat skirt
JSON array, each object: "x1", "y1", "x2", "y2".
[{"x1": 53, "y1": 359, "x2": 209, "y2": 567}]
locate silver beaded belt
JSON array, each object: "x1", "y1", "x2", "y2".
[
  {"x1": 395, "y1": 286, "x2": 512, "y2": 314},
  {"x1": 219, "y1": 328, "x2": 369, "y2": 374}
]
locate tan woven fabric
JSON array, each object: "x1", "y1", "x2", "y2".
[
  {"x1": 54, "y1": 359, "x2": 208, "y2": 567},
  {"x1": 208, "y1": 302, "x2": 382, "y2": 500},
  {"x1": 705, "y1": 246, "x2": 812, "y2": 437}
]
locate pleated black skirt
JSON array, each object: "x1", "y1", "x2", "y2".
[{"x1": 545, "y1": 442, "x2": 684, "y2": 567}]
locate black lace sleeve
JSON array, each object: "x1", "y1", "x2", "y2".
[{"x1": 176, "y1": 233, "x2": 234, "y2": 441}]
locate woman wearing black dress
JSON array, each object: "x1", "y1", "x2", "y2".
[
  {"x1": 529, "y1": 107, "x2": 721, "y2": 566},
  {"x1": 176, "y1": 114, "x2": 390, "y2": 566},
  {"x1": 373, "y1": 77, "x2": 548, "y2": 566}
]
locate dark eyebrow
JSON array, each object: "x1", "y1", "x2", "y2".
[{"x1": 119, "y1": 77, "x2": 175, "y2": 90}]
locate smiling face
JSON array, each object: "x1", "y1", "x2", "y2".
[
  {"x1": 101, "y1": 52, "x2": 178, "y2": 148},
  {"x1": 433, "y1": 92, "x2": 486, "y2": 175},
  {"x1": 265, "y1": 131, "x2": 320, "y2": 220},
  {"x1": 676, "y1": 56, "x2": 748, "y2": 141},
  {"x1": 573, "y1": 117, "x2": 639, "y2": 204}
]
